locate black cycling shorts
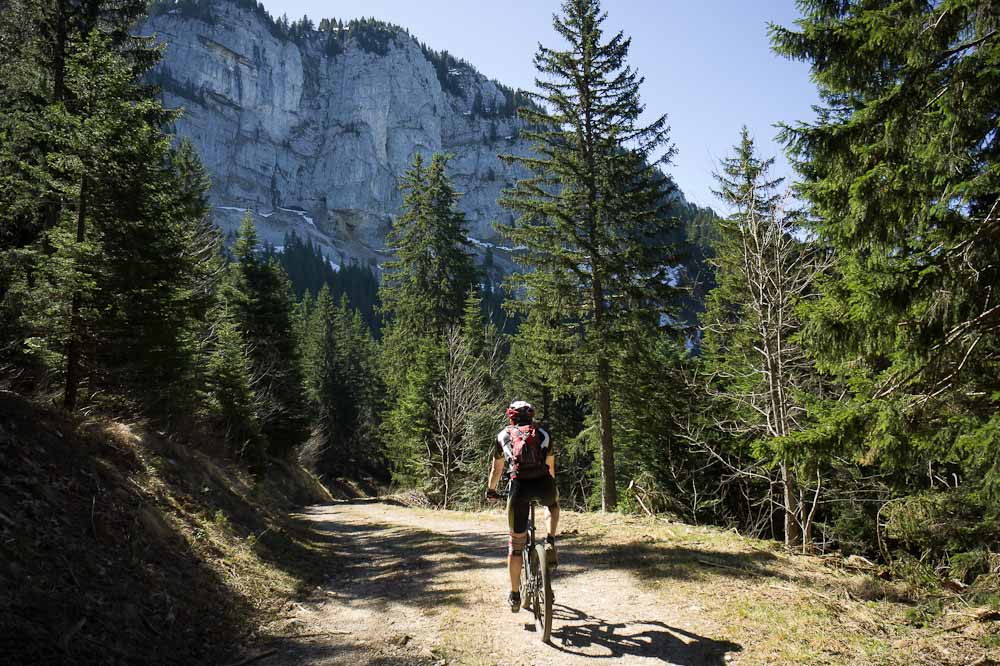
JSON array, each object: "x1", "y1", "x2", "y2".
[{"x1": 507, "y1": 475, "x2": 559, "y2": 533}]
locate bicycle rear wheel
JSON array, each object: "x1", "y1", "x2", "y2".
[{"x1": 533, "y1": 543, "x2": 553, "y2": 642}]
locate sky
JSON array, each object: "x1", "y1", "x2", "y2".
[{"x1": 259, "y1": 0, "x2": 820, "y2": 211}]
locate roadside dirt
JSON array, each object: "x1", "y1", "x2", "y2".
[{"x1": 251, "y1": 501, "x2": 998, "y2": 666}]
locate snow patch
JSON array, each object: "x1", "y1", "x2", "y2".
[
  {"x1": 468, "y1": 237, "x2": 525, "y2": 253},
  {"x1": 215, "y1": 206, "x2": 249, "y2": 213},
  {"x1": 663, "y1": 265, "x2": 681, "y2": 287},
  {"x1": 277, "y1": 206, "x2": 316, "y2": 227}
]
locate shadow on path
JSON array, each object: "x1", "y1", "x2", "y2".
[{"x1": 549, "y1": 604, "x2": 742, "y2": 665}]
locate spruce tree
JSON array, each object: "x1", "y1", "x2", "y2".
[
  {"x1": 500, "y1": 0, "x2": 682, "y2": 510},
  {"x1": 380, "y1": 152, "x2": 476, "y2": 335},
  {"x1": 202, "y1": 313, "x2": 264, "y2": 460},
  {"x1": 7, "y1": 26, "x2": 215, "y2": 416},
  {"x1": 771, "y1": 0, "x2": 1000, "y2": 551}
]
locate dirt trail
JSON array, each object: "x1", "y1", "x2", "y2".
[{"x1": 263, "y1": 502, "x2": 740, "y2": 666}]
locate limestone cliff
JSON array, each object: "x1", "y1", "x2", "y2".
[{"x1": 140, "y1": 0, "x2": 533, "y2": 269}]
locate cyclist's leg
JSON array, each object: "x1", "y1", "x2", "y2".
[
  {"x1": 540, "y1": 475, "x2": 560, "y2": 538},
  {"x1": 507, "y1": 482, "x2": 529, "y2": 592}
]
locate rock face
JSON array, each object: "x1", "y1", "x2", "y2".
[{"x1": 140, "y1": 0, "x2": 532, "y2": 269}]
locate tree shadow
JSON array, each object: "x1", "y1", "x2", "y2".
[
  {"x1": 549, "y1": 604, "x2": 742, "y2": 665},
  {"x1": 555, "y1": 531, "x2": 809, "y2": 587}
]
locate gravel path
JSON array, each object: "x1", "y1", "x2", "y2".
[{"x1": 264, "y1": 502, "x2": 740, "y2": 666}]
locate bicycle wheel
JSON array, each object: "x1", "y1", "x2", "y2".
[
  {"x1": 533, "y1": 543, "x2": 553, "y2": 642},
  {"x1": 520, "y1": 547, "x2": 535, "y2": 612}
]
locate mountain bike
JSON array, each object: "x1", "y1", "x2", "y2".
[{"x1": 499, "y1": 478, "x2": 554, "y2": 643}]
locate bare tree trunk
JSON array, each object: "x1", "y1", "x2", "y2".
[
  {"x1": 63, "y1": 177, "x2": 88, "y2": 411},
  {"x1": 596, "y1": 358, "x2": 617, "y2": 511},
  {"x1": 782, "y1": 460, "x2": 802, "y2": 548},
  {"x1": 591, "y1": 273, "x2": 617, "y2": 511}
]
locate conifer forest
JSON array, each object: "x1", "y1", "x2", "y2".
[{"x1": 2, "y1": 0, "x2": 999, "y2": 643}]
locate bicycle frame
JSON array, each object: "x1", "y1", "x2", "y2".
[{"x1": 499, "y1": 476, "x2": 553, "y2": 642}]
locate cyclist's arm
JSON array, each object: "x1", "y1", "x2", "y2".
[
  {"x1": 487, "y1": 456, "x2": 505, "y2": 491},
  {"x1": 546, "y1": 454, "x2": 555, "y2": 479}
]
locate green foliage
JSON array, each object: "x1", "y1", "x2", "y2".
[
  {"x1": 381, "y1": 338, "x2": 444, "y2": 487},
  {"x1": 1, "y1": 4, "x2": 218, "y2": 416},
  {"x1": 301, "y1": 286, "x2": 384, "y2": 477},
  {"x1": 263, "y1": 233, "x2": 380, "y2": 333},
  {"x1": 201, "y1": 313, "x2": 265, "y2": 460},
  {"x1": 378, "y1": 153, "x2": 485, "y2": 493},
  {"x1": 380, "y1": 153, "x2": 476, "y2": 335}
]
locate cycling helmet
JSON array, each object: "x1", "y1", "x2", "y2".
[{"x1": 506, "y1": 400, "x2": 534, "y2": 425}]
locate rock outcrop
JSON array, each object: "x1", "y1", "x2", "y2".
[{"x1": 140, "y1": 0, "x2": 533, "y2": 269}]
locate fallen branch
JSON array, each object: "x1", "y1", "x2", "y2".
[
  {"x1": 286, "y1": 630, "x2": 352, "y2": 638},
  {"x1": 697, "y1": 559, "x2": 760, "y2": 576}
]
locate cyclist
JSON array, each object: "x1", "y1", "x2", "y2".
[{"x1": 486, "y1": 400, "x2": 559, "y2": 612}]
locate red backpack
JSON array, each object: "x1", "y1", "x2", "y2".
[{"x1": 504, "y1": 424, "x2": 548, "y2": 480}]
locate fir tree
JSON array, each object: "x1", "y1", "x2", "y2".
[
  {"x1": 202, "y1": 313, "x2": 265, "y2": 460},
  {"x1": 500, "y1": 0, "x2": 682, "y2": 510},
  {"x1": 379, "y1": 152, "x2": 478, "y2": 490}
]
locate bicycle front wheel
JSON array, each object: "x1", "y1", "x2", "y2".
[{"x1": 533, "y1": 543, "x2": 553, "y2": 642}]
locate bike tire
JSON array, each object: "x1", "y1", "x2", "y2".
[
  {"x1": 521, "y1": 557, "x2": 531, "y2": 611},
  {"x1": 534, "y1": 543, "x2": 553, "y2": 642},
  {"x1": 520, "y1": 548, "x2": 534, "y2": 612}
]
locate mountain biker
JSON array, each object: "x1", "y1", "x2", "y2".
[{"x1": 485, "y1": 400, "x2": 559, "y2": 612}]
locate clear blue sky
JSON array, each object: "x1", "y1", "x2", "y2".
[{"x1": 260, "y1": 0, "x2": 819, "y2": 211}]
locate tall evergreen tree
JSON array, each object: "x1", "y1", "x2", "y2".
[
  {"x1": 201, "y1": 312, "x2": 264, "y2": 460},
  {"x1": 5, "y1": 23, "x2": 217, "y2": 416},
  {"x1": 380, "y1": 152, "x2": 476, "y2": 335},
  {"x1": 771, "y1": 0, "x2": 1000, "y2": 554},
  {"x1": 225, "y1": 214, "x2": 309, "y2": 456},
  {"x1": 500, "y1": 0, "x2": 682, "y2": 509},
  {"x1": 302, "y1": 286, "x2": 384, "y2": 476},
  {"x1": 379, "y1": 152, "x2": 477, "y2": 489}
]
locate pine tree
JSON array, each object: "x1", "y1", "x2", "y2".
[
  {"x1": 771, "y1": 0, "x2": 1000, "y2": 554},
  {"x1": 202, "y1": 313, "x2": 265, "y2": 460},
  {"x1": 6, "y1": 25, "x2": 216, "y2": 416},
  {"x1": 379, "y1": 152, "x2": 477, "y2": 490},
  {"x1": 500, "y1": 0, "x2": 682, "y2": 510}
]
